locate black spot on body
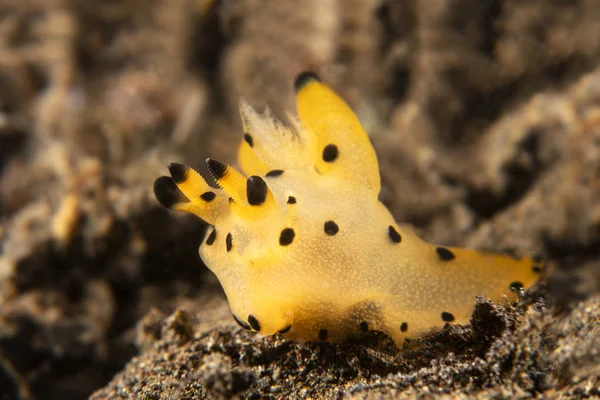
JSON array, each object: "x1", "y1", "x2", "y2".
[
  {"x1": 324, "y1": 221, "x2": 339, "y2": 236},
  {"x1": 359, "y1": 321, "x2": 369, "y2": 332},
  {"x1": 436, "y1": 247, "x2": 455, "y2": 261},
  {"x1": 200, "y1": 191, "x2": 216, "y2": 202},
  {"x1": 247, "y1": 315, "x2": 261, "y2": 331},
  {"x1": 318, "y1": 328, "x2": 328, "y2": 341},
  {"x1": 266, "y1": 169, "x2": 284, "y2": 177},
  {"x1": 244, "y1": 133, "x2": 254, "y2": 147},
  {"x1": 246, "y1": 176, "x2": 268, "y2": 206},
  {"x1": 153, "y1": 176, "x2": 190, "y2": 209},
  {"x1": 279, "y1": 228, "x2": 295, "y2": 246},
  {"x1": 206, "y1": 229, "x2": 217, "y2": 245},
  {"x1": 226, "y1": 233, "x2": 233, "y2": 252},
  {"x1": 400, "y1": 322, "x2": 408, "y2": 332},
  {"x1": 322, "y1": 144, "x2": 339, "y2": 162},
  {"x1": 278, "y1": 325, "x2": 292, "y2": 334},
  {"x1": 294, "y1": 71, "x2": 320, "y2": 92},
  {"x1": 509, "y1": 281, "x2": 524, "y2": 292},
  {"x1": 441, "y1": 312, "x2": 455, "y2": 323},
  {"x1": 287, "y1": 196, "x2": 297, "y2": 204},
  {"x1": 206, "y1": 158, "x2": 228, "y2": 179},
  {"x1": 233, "y1": 314, "x2": 251, "y2": 330},
  {"x1": 388, "y1": 226, "x2": 401, "y2": 243},
  {"x1": 168, "y1": 163, "x2": 190, "y2": 183}
]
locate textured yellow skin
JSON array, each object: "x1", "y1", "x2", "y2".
[{"x1": 154, "y1": 73, "x2": 542, "y2": 345}]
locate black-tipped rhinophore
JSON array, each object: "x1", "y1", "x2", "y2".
[
  {"x1": 294, "y1": 71, "x2": 320, "y2": 92},
  {"x1": 168, "y1": 163, "x2": 190, "y2": 183},
  {"x1": 246, "y1": 176, "x2": 268, "y2": 206},
  {"x1": 154, "y1": 176, "x2": 190, "y2": 209},
  {"x1": 206, "y1": 158, "x2": 228, "y2": 179}
]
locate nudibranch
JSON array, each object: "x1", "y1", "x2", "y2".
[{"x1": 154, "y1": 72, "x2": 543, "y2": 345}]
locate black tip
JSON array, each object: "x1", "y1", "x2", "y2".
[
  {"x1": 246, "y1": 176, "x2": 268, "y2": 206},
  {"x1": 206, "y1": 158, "x2": 228, "y2": 179},
  {"x1": 153, "y1": 176, "x2": 190, "y2": 209},
  {"x1": 167, "y1": 163, "x2": 190, "y2": 183},
  {"x1": 294, "y1": 71, "x2": 320, "y2": 92}
]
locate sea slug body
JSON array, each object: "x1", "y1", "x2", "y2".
[{"x1": 154, "y1": 72, "x2": 543, "y2": 345}]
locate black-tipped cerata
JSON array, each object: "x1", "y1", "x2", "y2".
[
  {"x1": 154, "y1": 176, "x2": 190, "y2": 209},
  {"x1": 247, "y1": 315, "x2": 261, "y2": 331},
  {"x1": 294, "y1": 71, "x2": 320, "y2": 92},
  {"x1": 206, "y1": 158, "x2": 228, "y2": 179},
  {"x1": 167, "y1": 163, "x2": 190, "y2": 183},
  {"x1": 436, "y1": 247, "x2": 455, "y2": 261},
  {"x1": 247, "y1": 176, "x2": 268, "y2": 206}
]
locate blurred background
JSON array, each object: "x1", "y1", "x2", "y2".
[{"x1": 1, "y1": 0, "x2": 600, "y2": 398}]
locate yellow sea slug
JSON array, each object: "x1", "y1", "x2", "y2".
[{"x1": 153, "y1": 72, "x2": 543, "y2": 345}]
